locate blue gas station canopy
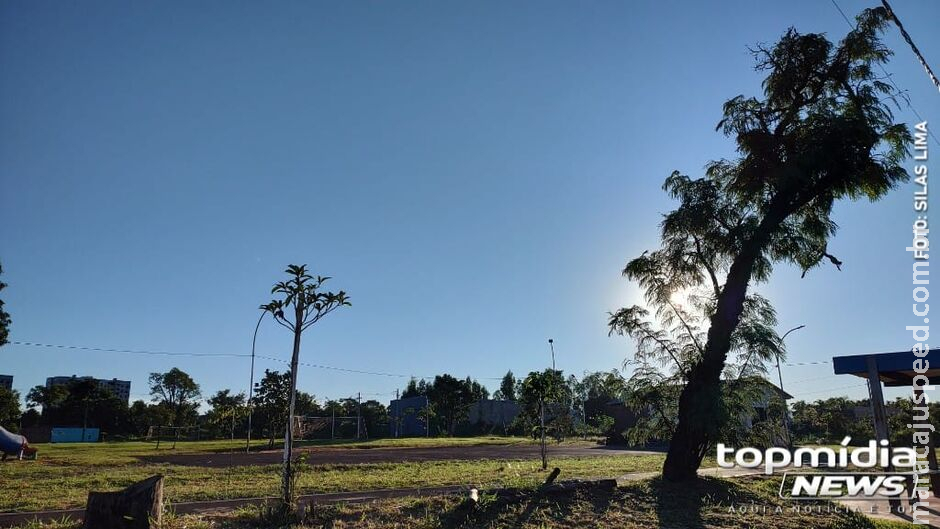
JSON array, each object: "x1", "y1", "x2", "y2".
[{"x1": 832, "y1": 349, "x2": 940, "y2": 387}]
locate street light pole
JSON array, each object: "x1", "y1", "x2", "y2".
[
  {"x1": 548, "y1": 339, "x2": 555, "y2": 371},
  {"x1": 246, "y1": 311, "x2": 266, "y2": 453},
  {"x1": 777, "y1": 324, "x2": 805, "y2": 450}
]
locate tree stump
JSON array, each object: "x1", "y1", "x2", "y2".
[
  {"x1": 543, "y1": 467, "x2": 561, "y2": 486},
  {"x1": 83, "y1": 475, "x2": 164, "y2": 529}
]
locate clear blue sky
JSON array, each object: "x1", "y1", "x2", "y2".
[{"x1": 1, "y1": 1, "x2": 937, "y2": 408}]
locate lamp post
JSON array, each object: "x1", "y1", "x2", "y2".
[
  {"x1": 548, "y1": 339, "x2": 555, "y2": 371},
  {"x1": 245, "y1": 311, "x2": 266, "y2": 453},
  {"x1": 777, "y1": 324, "x2": 805, "y2": 450}
]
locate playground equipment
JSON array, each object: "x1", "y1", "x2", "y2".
[
  {"x1": 0, "y1": 426, "x2": 36, "y2": 460},
  {"x1": 146, "y1": 425, "x2": 203, "y2": 449},
  {"x1": 293, "y1": 415, "x2": 366, "y2": 440}
]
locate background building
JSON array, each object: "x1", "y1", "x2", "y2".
[
  {"x1": 467, "y1": 399, "x2": 521, "y2": 433},
  {"x1": 45, "y1": 375, "x2": 131, "y2": 403},
  {"x1": 0, "y1": 375, "x2": 11, "y2": 391},
  {"x1": 388, "y1": 396, "x2": 428, "y2": 437}
]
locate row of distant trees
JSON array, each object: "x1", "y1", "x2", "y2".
[
  {"x1": 7, "y1": 362, "x2": 937, "y2": 453},
  {"x1": 0, "y1": 365, "x2": 636, "y2": 444},
  {"x1": 0, "y1": 367, "x2": 388, "y2": 442},
  {"x1": 400, "y1": 374, "x2": 488, "y2": 435},
  {"x1": 790, "y1": 397, "x2": 940, "y2": 448},
  {"x1": 399, "y1": 368, "x2": 632, "y2": 442},
  {"x1": 15, "y1": 367, "x2": 209, "y2": 437}
]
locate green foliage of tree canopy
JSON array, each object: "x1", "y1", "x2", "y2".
[
  {"x1": 519, "y1": 370, "x2": 567, "y2": 414},
  {"x1": 567, "y1": 370, "x2": 627, "y2": 436},
  {"x1": 249, "y1": 369, "x2": 319, "y2": 445},
  {"x1": 126, "y1": 399, "x2": 173, "y2": 437},
  {"x1": 610, "y1": 7, "x2": 911, "y2": 481},
  {"x1": 493, "y1": 371, "x2": 517, "y2": 401},
  {"x1": 250, "y1": 369, "x2": 292, "y2": 445},
  {"x1": 320, "y1": 397, "x2": 387, "y2": 438},
  {"x1": 427, "y1": 375, "x2": 488, "y2": 435},
  {"x1": 206, "y1": 389, "x2": 247, "y2": 439},
  {"x1": 26, "y1": 378, "x2": 130, "y2": 433},
  {"x1": 400, "y1": 374, "x2": 488, "y2": 436},
  {"x1": 0, "y1": 387, "x2": 21, "y2": 430},
  {"x1": 149, "y1": 367, "x2": 201, "y2": 426},
  {"x1": 520, "y1": 369, "x2": 568, "y2": 468},
  {"x1": 786, "y1": 397, "x2": 936, "y2": 447}
]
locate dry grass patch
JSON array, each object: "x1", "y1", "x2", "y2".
[
  {"x1": 231, "y1": 476, "x2": 913, "y2": 529},
  {"x1": 7, "y1": 475, "x2": 916, "y2": 529},
  {"x1": 0, "y1": 453, "x2": 665, "y2": 512}
]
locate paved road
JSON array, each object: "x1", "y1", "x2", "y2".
[{"x1": 143, "y1": 444, "x2": 663, "y2": 468}]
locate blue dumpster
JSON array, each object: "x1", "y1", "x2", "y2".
[{"x1": 50, "y1": 427, "x2": 99, "y2": 443}]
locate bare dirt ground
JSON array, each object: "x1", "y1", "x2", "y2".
[{"x1": 143, "y1": 444, "x2": 663, "y2": 468}]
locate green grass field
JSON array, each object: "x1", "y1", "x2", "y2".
[
  {"x1": 0, "y1": 437, "x2": 661, "y2": 513},
  {"x1": 4, "y1": 439, "x2": 921, "y2": 529},
  {"x1": 260, "y1": 475, "x2": 912, "y2": 529},
  {"x1": 8, "y1": 475, "x2": 914, "y2": 529}
]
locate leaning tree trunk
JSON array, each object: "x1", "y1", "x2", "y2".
[
  {"x1": 662, "y1": 199, "x2": 794, "y2": 481},
  {"x1": 662, "y1": 316, "x2": 742, "y2": 480}
]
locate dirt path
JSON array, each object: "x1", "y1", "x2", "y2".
[{"x1": 142, "y1": 444, "x2": 663, "y2": 468}]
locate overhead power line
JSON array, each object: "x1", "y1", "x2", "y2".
[
  {"x1": 880, "y1": 0, "x2": 940, "y2": 93},
  {"x1": 9, "y1": 340, "x2": 503, "y2": 381},
  {"x1": 783, "y1": 359, "x2": 831, "y2": 367},
  {"x1": 829, "y1": 0, "x2": 940, "y2": 148},
  {"x1": 10, "y1": 341, "x2": 248, "y2": 358},
  {"x1": 791, "y1": 383, "x2": 868, "y2": 398},
  {"x1": 256, "y1": 354, "x2": 418, "y2": 379},
  {"x1": 784, "y1": 373, "x2": 843, "y2": 385}
]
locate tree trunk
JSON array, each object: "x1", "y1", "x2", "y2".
[
  {"x1": 662, "y1": 198, "x2": 795, "y2": 482},
  {"x1": 83, "y1": 475, "x2": 163, "y2": 529},
  {"x1": 282, "y1": 307, "x2": 303, "y2": 506},
  {"x1": 540, "y1": 401, "x2": 547, "y2": 470},
  {"x1": 662, "y1": 354, "x2": 728, "y2": 480}
]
